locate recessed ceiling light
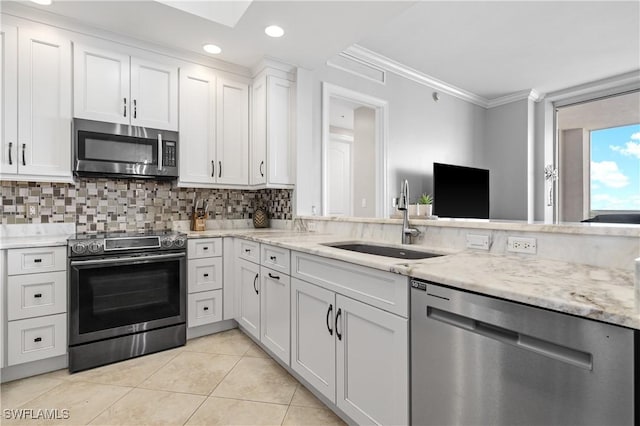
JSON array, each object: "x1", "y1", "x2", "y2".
[
  {"x1": 202, "y1": 44, "x2": 222, "y2": 55},
  {"x1": 264, "y1": 25, "x2": 284, "y2": 38},
  {"x1": 30, "y1": 0, "x2": 52, "y2": 5}
]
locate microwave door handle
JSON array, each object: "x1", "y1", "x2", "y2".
[{"x1": 158, "y1": 134, "x2": 163, "y2": 171}]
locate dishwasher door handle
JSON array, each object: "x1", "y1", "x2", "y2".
[{"x1": 427, "y1": 307, "x2": 593, "y2": 370}]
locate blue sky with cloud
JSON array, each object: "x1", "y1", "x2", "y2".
[{"x1": 591, "y1": 123, "x2": 640, "y2": 211}]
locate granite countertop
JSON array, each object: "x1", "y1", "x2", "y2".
[
  {"x1": 188, "y1": 229, "x2": 640, "y2": 330},
  {"x1": 2, "y1": 227, "x2": 637, "y2": 329}
]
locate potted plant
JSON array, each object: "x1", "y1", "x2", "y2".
[{"x1": 418, "y1": 193, "x2": 433, "y2": 217}]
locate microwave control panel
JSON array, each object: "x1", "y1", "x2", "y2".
[{"x1": 163, "y1": 141, "x2": 177, "y2": 167}]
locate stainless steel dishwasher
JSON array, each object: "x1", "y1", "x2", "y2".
[{"x1": 411, "y1": 279, "x2": 637, "y2": 426}]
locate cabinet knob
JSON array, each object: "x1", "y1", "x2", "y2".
[
  {"x1": 34, "y1": 293, "x2": 43, "y2": 298},
  {"x1": 33, "y1": 258, "x2": 42, "y2": 263},
  {"x1": 270, "y1": 256, "x2": 277, "y2": 261},
  {"x1": 34, "y1": 337, "x2": 42, "y2": 343}
]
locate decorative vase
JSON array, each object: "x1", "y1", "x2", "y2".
[
  {"x1": 423, "y1": 204, "x2": 433, "y2": 217},
  {"x1": 253, "y1": 206, "x2": 269, "y2": 228}
]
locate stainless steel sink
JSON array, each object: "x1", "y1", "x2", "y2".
[{"x1": 324, "y1": 243, "x2": 443, "y2": 260}]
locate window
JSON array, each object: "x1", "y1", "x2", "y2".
[{"x1": 590, "y1": 123, "x2": 640, "y2": 211}]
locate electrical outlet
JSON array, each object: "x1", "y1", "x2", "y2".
[
  {"x1": 26, "y1": 203, "x2": 39, "y2": 219},
  {"x1": 507, "y1": 236, "x2": 537, "y2": 254},
  {"x1": 466, "y1": 234, "x2": 490, "y2": 250},
  {"x1": 308, "y1": 222, "x2": 317, "y2": 232},
  {"x1": 361, "y1": 198, "x2": 367, "y2": 208}
]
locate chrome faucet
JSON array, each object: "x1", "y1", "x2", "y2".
[{"x1": 397, "y1": 179, "x2": 420, "y2": 244}]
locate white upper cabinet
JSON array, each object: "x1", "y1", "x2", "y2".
[
  {"x1": 130, "y1": 57, "x2": 178, "y2": 130},
  {"x1": 179, "y1": 65, "x2": 217, "y2": 186},
  {"x1": 15, "y1": 25, "x2": 72, "y2": 179},
  {"x1": 73, "y1": 43, "x2": 178, "y2": 131},
  {"x1": 1, "y1": 24, "x2": 18, "y2": 175},
  {"x1": 251, "y1": 74, "x2": 294, "y2": 187},
  {"x1": 73, "y1": 44, "x2": 129, "y2": 125},
  {"x1": 216, "y1": 78, "x2": 249, "y2": 185}
]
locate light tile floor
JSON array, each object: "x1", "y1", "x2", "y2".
[{"x1": 0, "y1": 329, "x2": 346, "y2": 426}]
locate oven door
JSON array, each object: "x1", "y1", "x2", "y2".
[{"x1": 69, "y1": 252, "x2": 186, "y2": 346}]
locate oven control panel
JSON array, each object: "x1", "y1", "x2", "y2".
[{"x1": 68, "y1": 232, "x2": 187, "y2": 257}]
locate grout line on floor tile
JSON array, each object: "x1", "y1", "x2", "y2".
[
  {"x1": 82, "y1": 385, "x2": 135, "y2": 426},
  {"x1": 206, "y1": 356, "x2": 243, "y2": 397},
  {"x1": 204, "y1": 394, "x2": 290, "y2": 407},
  {"x1": 281, "y1": 403, "x2": 293, "y2": 426},
  {"x1": 181, "y1": 392, "x2": 209, "y2": 426}
]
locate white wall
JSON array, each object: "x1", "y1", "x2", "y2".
[
  {"x1": 296, "y1": 62, "x2": 487, "y2": 216},
  {"x1": 483, "y1": 99, "x2": 530, "y2": 220}
]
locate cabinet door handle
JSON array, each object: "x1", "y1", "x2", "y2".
[
  {"x1": 123, "y1": 98, "x2": 127, "y2": 117},
  {"x1": 203, "y1": 273, "x2": 209, "y2": 277},
  {"x1": 203, "y1": 306, "x2": 209, "y2": 311},
  {"x1": 22, "y1": 143, "x2": 26, "y2": 166},
  {"x1": 270, "y1": 255, "x2": 276, "y2": 261},
  {"x1": 8, "y1": 142, "x2": 12, "y2": 165},
  {"x1": 133, "y1": 99, "x2": 137, "y2": 119},
  {"x1": 218, "y1": 161, "x2": 222, "y2": 178},
  {"x1": 203, "y1": 246, "x2": 209, "y2": 250},
  {"x1": 335, "y1": 308, "x2": 342, "y2": 341},
  {"x1": 211, "y1": 161, "x2": 215, "y2": 177},
  {"x1": 244, "y1": 249, "x2": 251, "y2": 253},
  {"x1": 33, "y1": 258, "x2": 42, "y2": 263},
  {"x1": 34, "y1": 337, "x2": 42, "y2": 343},
  {"x1": 326, "y1": 304, "x2": 333, "y2": 336},
  {"x1": 259, "y1": 160, "x2": 264, "y2": 177},
  {"x1": 34, "y1": 293, "x2": 43, "y2": 298},
  {"x1": 268, "y1": 272, "x2": 280, "y2": 280},
  {"x1": 253, "y1": 273, "x2": 259, "y2": 295}
]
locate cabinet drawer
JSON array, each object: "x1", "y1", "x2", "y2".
[
  {"x1": 7, "y1": 247, "x2": 66, "y2": 275},
  {"x1": 7, "y1": 271, "x2": 67, "y2": 320},
  {"x1": 7, "y1": 313, "x2": 67, "y2": 366},
  {"x1": 188, "y1": 290, "x2": 222, "y2": 327},
  {"x1": 291, "y1": 251, "x2": 408, "y2": 317},
  {"x1": 261, "y1": 244, "x2": 290, "y2": 274},
  {"x1": 188, "y1": 257, "x2": 223, "y2": 293},
  {"x1": 238, "y1": 239, "x2": 260, "y2": 263},
  {"x1": 188, "y1": 238, "x2": 222, "y2": 259}
]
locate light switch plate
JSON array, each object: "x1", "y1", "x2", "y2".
[
  {"x1": 26, "y1": 203, "x2": 39, "y2": 219},
  {"x1": 466, "y1": 234, "x2": 490, "y2": 250}
]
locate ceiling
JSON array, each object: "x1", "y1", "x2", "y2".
[
  {"x1": 9, "y1": 1, "x2": 639, "y2": 100},
  {"x1": 10, "y1": 0, "x2": 414, "y2": 70},
  {"x1": 358, "y1": 1, "x2": 640, "y2": 99}
]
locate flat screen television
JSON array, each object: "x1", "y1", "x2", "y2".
[{"x1": 433, "y1": 162, "x2": 490, "y2": 219}]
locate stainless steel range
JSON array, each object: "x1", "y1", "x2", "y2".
[{"x1": 67, "y1": 231, "x2": 187, "y2": 373}]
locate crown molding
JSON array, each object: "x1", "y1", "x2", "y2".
[
  {"x1": 486, "y1": 89, "x2": 541, "y2": 108},
  {"x1": 343, "y1": 44, "x2": 490, "y2": 108}
]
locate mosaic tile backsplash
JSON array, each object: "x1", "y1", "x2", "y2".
[{"x1": 1, "y1": 179, "x2": 292, "y2": 233}]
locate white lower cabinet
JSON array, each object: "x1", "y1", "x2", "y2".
[
  {"x1": 260, "y1": 266, "x2": 290, "y2": 364},
  {"x1": 187, "y1": 238, "x2": 223, "y2": 328},
  {"x1": 7, "y1": 313, "x2": 67, "y2": 366},
  {"x1": 291, "y1": 278, "x2": 336, "y2": 401},
  {"x1": 188, "y1": 290, "x2": 222, "y2": 328},
  {"x1": 291, "y1": 277, "x2": 409, "y2": 425},
  {"x1": 335, "y1": 294, "x2": 408, "y2": 425},
  {"x1": 237, "y1": 258, "x2": 261, "y2": 339}
]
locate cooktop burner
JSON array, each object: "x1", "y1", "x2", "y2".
[{"x1": 68, "y1": 230, "x2": 186, "y2": 257}]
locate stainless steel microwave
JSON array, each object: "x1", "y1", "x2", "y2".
[{"x1": 73, "y1": 118, "x2": 179, "y2": 179}]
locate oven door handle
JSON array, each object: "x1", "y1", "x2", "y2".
[{"x1": 70, "y1": 252, "x2": 185, "y2": 266}]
